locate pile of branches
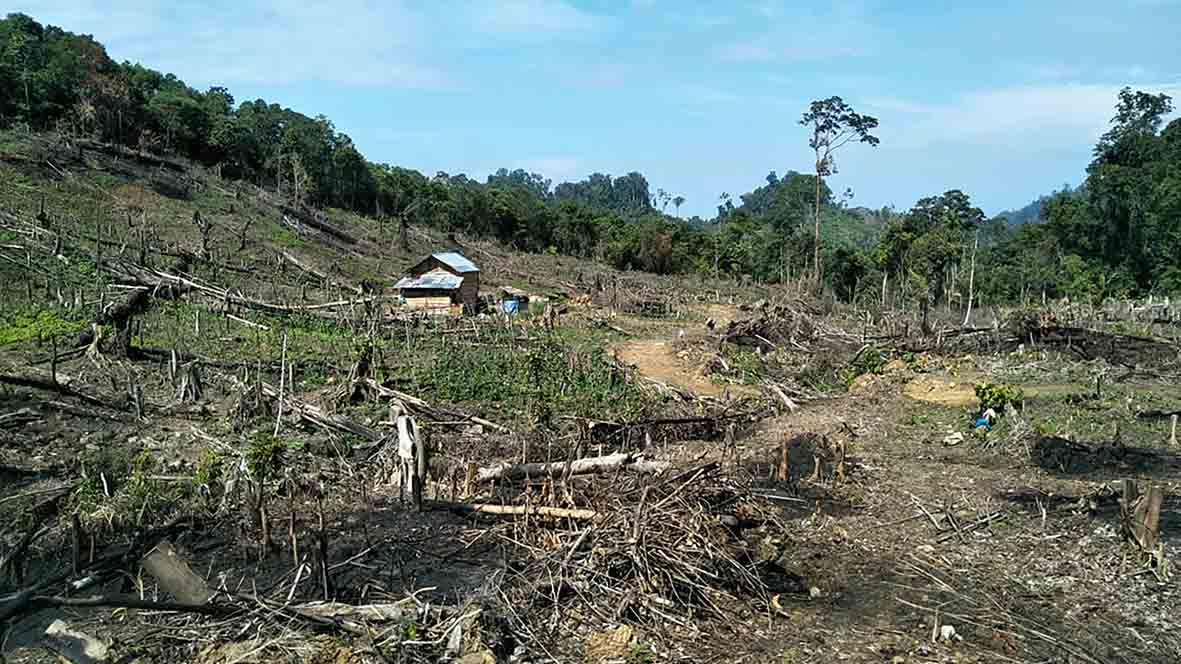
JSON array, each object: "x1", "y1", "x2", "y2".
[
  {"x1": 490, "y1": 463, "x2": 782, "y2": 655},
  {"x1": 724, "y1": 303, "x2": 817, "y2": 352}
]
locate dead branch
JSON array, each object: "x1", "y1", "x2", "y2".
[
  {"x1": 260, "y1": 382, "x2": 381, "y2": 441},
  {"x1": 361, "y1": 379, "x2": 511, "y2": 434},
  {"x1": 443, "y1": 503, "x2": 599, "y2": 520},
  {"x1": 477, "y1": 452, "x2": 669, "y2": 483}
]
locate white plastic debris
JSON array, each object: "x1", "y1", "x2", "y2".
[{"x1": 940, "y1": 624, "x2": 960, "y2": 642}]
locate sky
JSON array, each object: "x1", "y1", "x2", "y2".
[{"x1": 11, "y1": 0, "x2": 1181, "y2": 218}]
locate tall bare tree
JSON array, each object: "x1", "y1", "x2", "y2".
[{"x1": 800, "y1": 97, "x2": 879, "y2": 285}]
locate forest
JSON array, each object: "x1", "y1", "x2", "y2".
[{"x1": 1, "y1": 12, "x2": 1178, "y2": 307}]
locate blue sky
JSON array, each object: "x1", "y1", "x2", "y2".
[{"x1": 13, "y1": 0, "x2": 1181, "y2": 218}]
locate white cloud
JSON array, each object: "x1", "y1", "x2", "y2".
[
  {"x1": 716, "y1": 41, "x2": 861, "y2": 63},
  {"x1": 514, "y1": 157, "x2": 580, "y2": 179},
  {"x1": 463, "y1": 0, "x2": 598, "y2": 39},
  {"x1": 865, "y1": 82, "x2": 1181, "y2": 150},
  {"x1": 12, "y1": 0, "x2": 455, "y2": 89}
]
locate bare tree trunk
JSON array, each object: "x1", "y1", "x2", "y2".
[
  {"x1": 963, "y1": 230, "x2": 978, "y2": 326},
  {"x1": 881, "y1": 270, "x2": 888, "y2": 308},
  {"x1": 813, "y1": 171, "x2": 822, "y2": 285}
]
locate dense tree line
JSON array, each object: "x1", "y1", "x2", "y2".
[
  {"x1": 3, "y1": 14, "x2": 1175, "y2": 306},
  {"x1": 972, "y1": 89, "x2": 1179, "y2": 304}
]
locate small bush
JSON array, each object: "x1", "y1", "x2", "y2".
[{"x1": 975, "y1": 382, "x2": 1024, "y2": 412}]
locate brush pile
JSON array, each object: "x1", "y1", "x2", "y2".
[{"x1": 482, "y1": 461, "x2": 790, "y2": 658}]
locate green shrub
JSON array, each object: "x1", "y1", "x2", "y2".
[
  {"x1": 975, "y1": 382, "x2": 1024, "y2": 412},
  {"x1": 0, "y1": 310, "x2": 86, "y2": 346}
]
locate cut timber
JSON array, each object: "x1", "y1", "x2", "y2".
[
  {"x1": 42, "y1": 620, "x2": 110, "y2": 664},
  {"x1": 445, "y1": 503, "x2": 599, "y2": 521},
  {"x1": 140, "y1": 542, "x2": 212, "y2": 604},
  {"x1": 477, "y1": 452, "x2": 669, "y2": 483},
  {"x1": 293, "y1": 601, "x2": 419, "y2": 621},
  {"x1": 74, "y1": 274, "x2": 189, "y2": 350}
]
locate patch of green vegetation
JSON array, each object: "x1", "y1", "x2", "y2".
[
  {"x1": 628, "y1": 643, "x2": 656, "y2": 664},
  {"x1": 246, "y1": 431, "x2": 288, "y2": 481},
  {"x1": 798, "y1": 353, "x2": 846, "y2": 394},
  {"x1": 843, "y1": 344, "x2": 887, "y2": 385},
  {"x1": 424, "y1": 332, "x2": 650, "y2": 420},
  {"x1": 270, "y1": 222, "x2": 309, "y2": 249},
  {"x1": 0, "y1": 309, "x2": 86, "y2": 346},
  {"x1": 720, "y1": 346, "x2": 765, "y2": 384},
  {"x1": 72, "y1": 445, "x2": 196, "y2": 525},
  {"x1": 975, "y1": 382, "x2": 1025, "y2": 412}
]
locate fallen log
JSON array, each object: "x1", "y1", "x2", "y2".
[
  {"x1": 477, "y1": 452, "x2": 670, "y2": 483},
  {"x1": 0, "y1": 373, "x2": 118, "y2": 411},
  {"x1": 76, "y1": 139, "x2": 187, "y2": 173},
  {"x1": 444, "y1": 503, "x2": 599, "y2": 521},
  {"x1": 140, "y1": 542, "x2": 212, "y2": 604},
  {"x1": 281, "y1": 205, "x2": 358, "y2": 245}
]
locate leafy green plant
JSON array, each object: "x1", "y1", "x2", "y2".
[
  {"x1": 975, "y1": 382, "x2": 1025, "y2": 412},
  {"x1": 246, "y1": 432, "x2": 287, "y2": 481},
  {"x1": 842, "y1": 345, "x2": 887, "y2": 385},
  {"x1": 0, "y1": 310, "x2": 86, "y2": 346}
]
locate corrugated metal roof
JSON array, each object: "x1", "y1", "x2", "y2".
[
  {"x1": 432, "y1": 252, "x2": 479, "y2": 273},
  {"x1": 396, "y1": 269, "x2": 463, "y2": 290}
]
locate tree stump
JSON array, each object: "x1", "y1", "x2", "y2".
[{"x1": 1121, "y1": 479, "x2": 1163, "y2": 555}]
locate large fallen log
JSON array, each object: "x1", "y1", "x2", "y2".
[
  {"x1": 281, "y1": 205, "x2": 358, "y2": 245},
  {"x1": 0, "y1": 373, "x2": 118, "y2": 411},
  {"x1": 477, "y1": 452, "x2": 669, "y2": 483}
]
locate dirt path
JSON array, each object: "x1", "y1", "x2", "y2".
[
  {"x1": 612, "y1": 302, "x2": 760, "y2": 399},
  {"x1": 617, "y1": 338, "x2": 747, "y2": 398}
]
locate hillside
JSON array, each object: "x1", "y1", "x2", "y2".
[
  {"x1": 4, "y1": 12, "x2": 1181, "y2": 664},
  {"x1": 996, "y1": 184, "x2": 1076, "y2": 226}
]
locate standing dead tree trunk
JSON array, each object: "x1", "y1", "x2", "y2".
[
  {"x1": 963, "y1": 230, "x2": 979, "y2": 326},
  {"x1": 175, "y1": 361, "x2": 203, "y2": 403}
]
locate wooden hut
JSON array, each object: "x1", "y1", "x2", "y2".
[{"x1": 396, "y1": 252, "x2": 480, "y2": 313}]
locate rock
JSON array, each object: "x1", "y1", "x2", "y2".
[
  {"x1": 850, "y1": 373, "x2": 876, "y2": 391},
  {"x1": 942, "y1": 432, "x2": 965, "y2": 447}
]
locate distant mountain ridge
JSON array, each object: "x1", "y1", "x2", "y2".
[{"x1": 997, "y1": 184, "x2": 1076, "y2": 225}]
